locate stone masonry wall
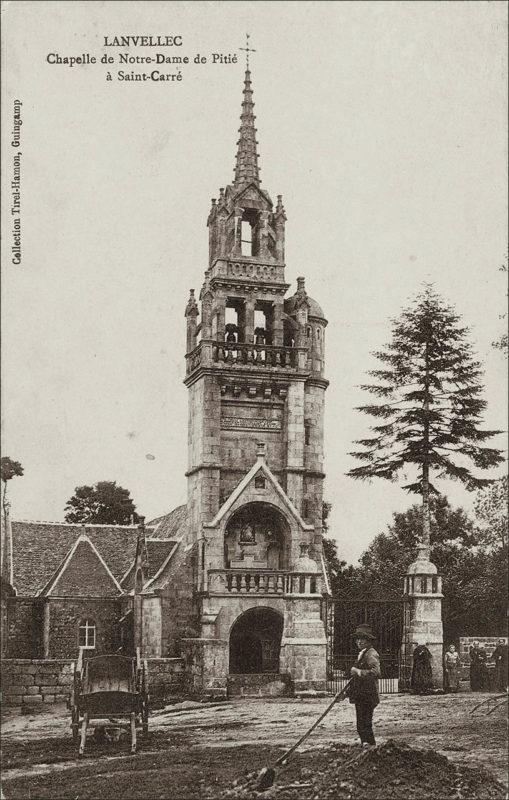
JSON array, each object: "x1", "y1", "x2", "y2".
[
  {"x1": 1, "y1": 659, "x2": 73, "y2": 706},
  {"x1": 458, "y1": 636, "x2": 508, "y2": 682},
  {"x1": 160, "y1": 545, "x2": 199, "y2": 657},
  {"x1": 6, "y1": 598, "x2": 42, "y2": 658},
  {"x1": 1, "y1": 657, "x2": 185, "y2": 708},
  {"x1": 48, "y1": 598, "x2": 121, "y2": 659}
]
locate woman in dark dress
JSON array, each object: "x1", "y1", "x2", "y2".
[
  {"x1": 411, "y1": 643, "x2": 433, "y2": 694},
  {"x1": 469, "y1": 641, "x2": 488, "y2": 691}
]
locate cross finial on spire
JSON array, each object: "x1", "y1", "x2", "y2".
[
  {"x1": 233, "y1": 41, "x2": 260, "y2": 188},
  {"x1": 239, "y1": 32, "x2": 256, "y2": 68}
]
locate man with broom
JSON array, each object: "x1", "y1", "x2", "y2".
[{"x1": 348, "y1": 624, "x2": 381, "y2": 747}]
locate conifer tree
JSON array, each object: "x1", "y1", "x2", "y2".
[{"x1": 347, "y1": 286, "x2": 504, "y2": 549}]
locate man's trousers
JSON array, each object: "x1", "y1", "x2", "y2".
[{"x1": 355, "y1": 702, "x2": 376, "y2": 745}]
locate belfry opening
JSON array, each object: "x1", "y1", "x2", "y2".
[{"x1": 229, "y1": 607, "x2": 284, "y2": 674}]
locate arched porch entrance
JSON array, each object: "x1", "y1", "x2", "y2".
[{"x1": 229, "y1": 607, "x2": 284, "y2": 674}]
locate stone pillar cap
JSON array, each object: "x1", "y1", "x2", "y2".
[
  {"x1": 295, "y1": 543, "x2": 320, "y2": 573},
  {"x1": 406, "y1": 548, "x2": 438, "y2": 575}
]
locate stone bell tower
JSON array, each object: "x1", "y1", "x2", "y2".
[{"x1": 182, "y1": 65, "x2": 329, "y2": 696}]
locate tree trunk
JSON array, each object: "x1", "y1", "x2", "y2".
[
  {"x1": 422, "y1": 335, "x2": 431, "y2": 556},
  {"x1": 422, "y1": 463, "x2": 431, "y2": 554}
]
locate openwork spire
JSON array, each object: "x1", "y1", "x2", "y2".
[{"x1": 233, "y1": 68, "x2": 260, "y2": 188}]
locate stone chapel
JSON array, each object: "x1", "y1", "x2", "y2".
[
  {"x1": 2, "y1": 66, "x2": 332, "y2": 698},
  {"x1": 170, "y1": 64, "x2": 331, "y2": 695}
]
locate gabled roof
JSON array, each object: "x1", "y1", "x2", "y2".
[
  {"x1": 147, "y1": 505, "x2": 188, "y2": 539},
  {"x1": 203, "y1": 451, "x2": 313, "y2": 532},
  {"x1": 40, "y1": 534, "x2": 122, "y2": 597},
  {"x1": 120, "y1": 539, "x2": 179, "y2": 590},
  {"x1": 11, "y1": 520, "x2": 153, "y2": 596}
]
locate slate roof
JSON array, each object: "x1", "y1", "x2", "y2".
[
  {"x1": 120, "y1": 539, "x2": 178, "y2": 590},
  {"x1": 11, "y1": 508, "x2": 188, "y2": 597},
  {"x1": 147, "y1": 505, "x2": 188, "y2": 539},
  {"x1": 41, "y1": 536, "x2": 122, "y2": 597},
  {"x1": 146, "y1": 540, "x2": 178, "y2": 578},
  {"x1": 11, "y1": 521, "x2": 153, "y2": 596}
]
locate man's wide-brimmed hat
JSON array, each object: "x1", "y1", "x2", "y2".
[{"x1": 353, "y1": 624, "x2": 376, "y2": 641}]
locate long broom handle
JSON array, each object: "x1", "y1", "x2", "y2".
[{"x1": 274, "y1": 678, "x2": 353, "y2": 768}]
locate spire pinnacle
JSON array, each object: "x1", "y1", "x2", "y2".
[
  {"x1": 234, "y1": 39, "x2": 260, "y2": 189},
  {"x1": 239, "y1": 32, "x2": 256, "y2": 68}
]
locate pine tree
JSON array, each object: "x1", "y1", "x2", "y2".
[{"x1": 347, "y1": 285, "x2": 504, "y2": 549}]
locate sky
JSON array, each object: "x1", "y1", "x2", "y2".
[{"x1": 1, "y1": 1, "x2": 507, "y2": 562}]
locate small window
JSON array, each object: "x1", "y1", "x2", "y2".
[
  {"x1": 255, "y1": 474, "x2": 266, "y2": 490},
  {"x1": 420, "y1": 577, "x2": 427, "y2": 594},
  {"x1": 304, "y1": 420, "x2": 311, "y2": 446},
  {"x1": 78, "y1": 619, "x2": 96, "y2": 649},
  {"x1": 307, "y1": 326, "x2": 311, "y2": 338}
]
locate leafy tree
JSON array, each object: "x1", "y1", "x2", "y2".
[
  {"x1": 337, "y1": 495, "x2": 507, "y2": 640},
  {"x1": 321, "y1": 501, "x2": 362, "y2": 597},
  {"x1": 347, "y1": 285, "x2": 504, "y2": 549},
  {"x1": 474, "y1": 475, "x2": 508, "y2": 549},
  {"x1": 64, "y1": 481, "x2": 138, "y2": 525},
  {"x1": 1, "y1": 456, "x2": 24, "y2": 515}
]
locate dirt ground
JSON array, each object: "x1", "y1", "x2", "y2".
[{"x1": 1, "y1": 692, "x2": 507, "y2": 799}]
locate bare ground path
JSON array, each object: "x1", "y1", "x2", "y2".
[{"x1": 1, "y1": 693, "x2": 507, "y2": 799}]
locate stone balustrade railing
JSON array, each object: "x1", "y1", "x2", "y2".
[
  {"x1": 213, "y1": 342, "x2": 297, "y2": 369},
  {"x1": 186, "y1": 340, "x2": 308, "y2": 375},
  {"x1": 207, "y1": 569, "x2": 322, "y2": 596}
]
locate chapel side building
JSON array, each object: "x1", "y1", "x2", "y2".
[{"x1": 177, "y1": 67, "x2": 330, "y2": 695}]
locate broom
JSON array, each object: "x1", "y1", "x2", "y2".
[{"x1": 255, "y1": 678, "x2": 353, "y2": 792}]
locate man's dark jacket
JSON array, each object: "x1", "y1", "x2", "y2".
[{"x1": 347, "y1": 646, "x2": 381, "y2": 707}]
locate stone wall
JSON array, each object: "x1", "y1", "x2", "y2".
[
  {"x1": 147, "y1": 657, "x2": 186, "y2": 703},
  {"x1": 459, "y1": 636, "x2": 507, "y2": 662},
  {"x1": 1, "y1": 657, "x2": 185, "y2": 708},
  {"x1": 159, "y1": 545, "x2": 199, "y2": 658},
  {"x1": 47, "y1": 598, "x2": 122, "y2": 659},
  {"x1": 6, "y1": 598, "x2": 42, "y2": 658},
  {"x1": 458, "y1": 636, "x2": 508, "y2": 682},
  {"x1": 1, "y1": 659, "x2": 73, "y2": 706}
]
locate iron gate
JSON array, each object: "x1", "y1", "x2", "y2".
[{"x1": 323, "y1": 599, "x2": 410, "y2": 694}]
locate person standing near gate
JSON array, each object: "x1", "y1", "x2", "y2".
[
  {"x1": 348, "y1": 624, "x2": 381, "y2": 747},
  {"x1": 411, "y1": 642, "x2": 433, "y2": 694},
  {"x1": 444, "y1": 644, "x2": 461, "y2": 693},
  {"x1": 491, "y1": 639, "x2": 508, "y2": 692},
  {"x1": 469, "y1": 641, "x2": 487, "y2": 691}
]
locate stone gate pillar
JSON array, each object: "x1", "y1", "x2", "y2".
[{"x1": 403, "y1": 546, "x2": 444, "y2": 689}]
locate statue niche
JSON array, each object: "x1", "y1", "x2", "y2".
[{"x1": 224, "y1": 503, "x2": 287, "y2": 570}]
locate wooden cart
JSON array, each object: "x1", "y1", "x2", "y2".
[{"x1": 70, "y1": 648, "x2": 149, "y2": 756}]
